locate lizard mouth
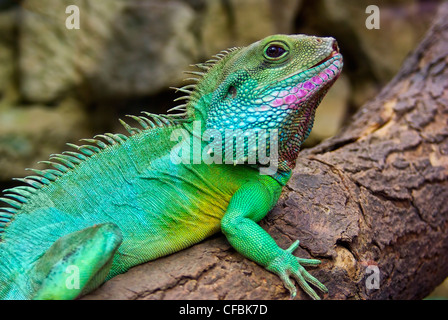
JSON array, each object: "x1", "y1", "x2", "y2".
[{"x1": 309, "y1": 41, "x2": 340, "y2": 70}]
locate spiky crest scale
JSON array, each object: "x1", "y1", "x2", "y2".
[
  {"x1": 167, "y1": 46, "x2": 241, "y2": 119},
  {"x1": 0, "y1": 108, "x2": 193, "y2": 237}
]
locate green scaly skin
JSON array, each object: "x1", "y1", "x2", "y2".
[{"x1": 0, "y1": 34, "x2": 343, "y2": 300}]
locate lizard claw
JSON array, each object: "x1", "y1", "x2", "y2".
[{"x1": 267, "y1": 240, "x2": 327, "y2": 300}]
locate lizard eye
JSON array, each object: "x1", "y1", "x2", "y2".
[
  {"x1": 266, "y1": 45, "x2": 285, "y2": 58},
  {"x1": 263, "y1": 42, "x2": 288, "y2": 61}
]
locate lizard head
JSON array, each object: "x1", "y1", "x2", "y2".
[{"x1": 183, "y1": 34, "x2": 343, "y2": 174}]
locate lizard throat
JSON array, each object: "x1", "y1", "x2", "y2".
[
  {"x1": 275, "y1": 57, "x2": 343, "y2": 171},
  {"x1": 277, "y1": 88, "x2": 327, "y2": 171}
]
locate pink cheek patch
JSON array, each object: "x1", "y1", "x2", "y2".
[
  {"x1": 266, "y1": 81, "x2": 313, "y2": 109},
  {"x1": 329, "y1": 65, "x2": 339, "y2": 72},
  {"x1": 312, "y1": 76, "x2": 323, "y2": 85},
  {"x1": 272, "y1": 98, "x2": 284, "y2": 107},
  {"x1": 319, "y1": 72, "x2": 329, "y2": 81},
  {"x1": 297, "y1": 89, "x2": 307, "y2": 98},
  {"x1": 303, "y1": 81, "x2": 315, "y2": 90},
  {"x1": 284, "y1": 94, "x2": 297, "y2": 104}
]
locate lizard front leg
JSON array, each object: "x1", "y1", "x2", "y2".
[{"x1": 221, "y1": 175, "x2": 328, "y2": 300}]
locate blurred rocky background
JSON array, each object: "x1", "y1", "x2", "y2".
[{"x1": 0, "y1": 0, "x2": 446, "y2": 297}]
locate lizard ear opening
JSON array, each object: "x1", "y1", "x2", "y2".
[{"x1": 225, "y1": 86, "x2": 237, "y2": 100}]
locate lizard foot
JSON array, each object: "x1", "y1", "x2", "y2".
[
  {"x1": 266, "y1": 240, "x2": 327, "y2": 300},
  {"x1": 31, "y1": 223, "x2": 122, "y2": 300}
]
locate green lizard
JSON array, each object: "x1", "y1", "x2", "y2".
[{"x1": 0, "y1": 34, "x2": 342, "y2": 300}]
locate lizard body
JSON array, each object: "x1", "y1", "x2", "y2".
[{"x1": 0, "y1": 34, "x2": 342, "y2": 300}]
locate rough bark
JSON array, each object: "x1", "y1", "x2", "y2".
[{"x1": 83, "y1": 3, "x2": 448, "y2": 300}]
